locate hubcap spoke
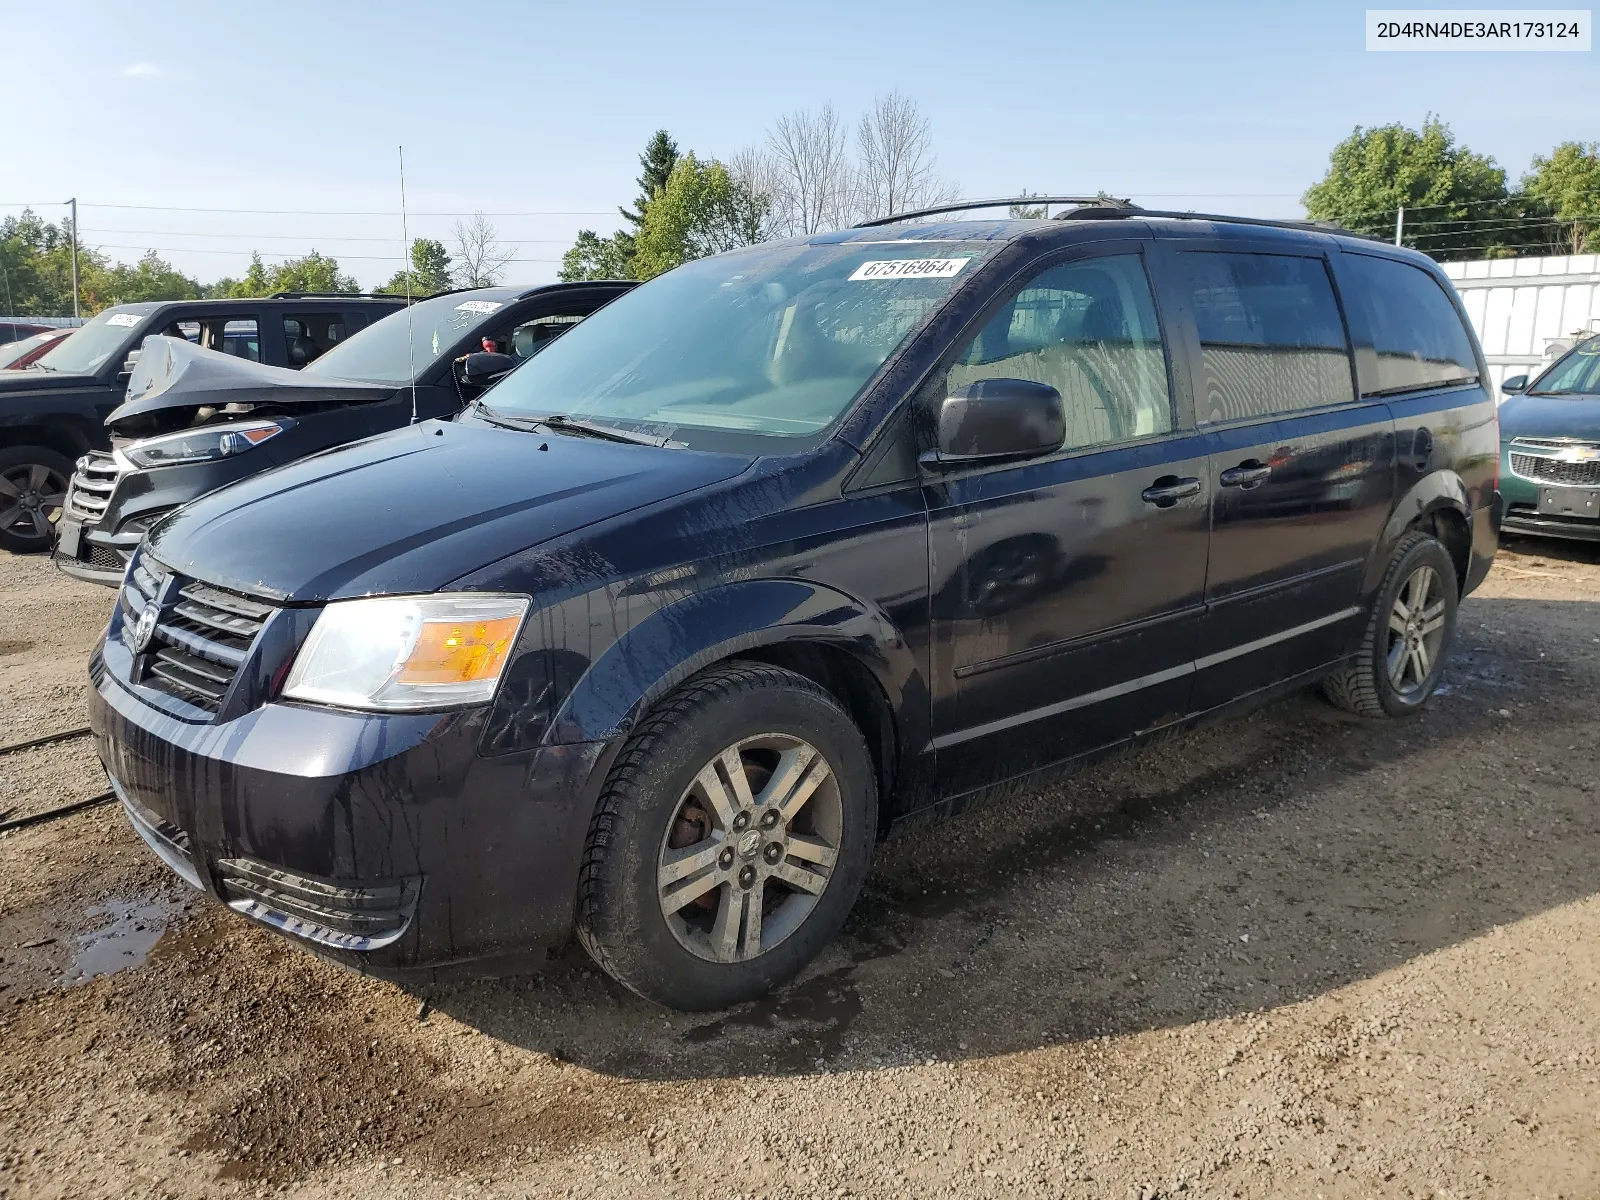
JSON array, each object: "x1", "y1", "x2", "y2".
[
  {"x1": 1386, "y1": 639, "x2": 1408, "y2": 686},
  {"x1": 719, "y1": 748, "x2": 756, "y2": 809},
  {"x1": 0, "y1": 501, "x2": 22, "y2": 531},
  {"x1": 0, "y1": 475, "x2": 21, "y2": 499},
  {"x1": 1391, "y1": 595, "x2": 1412, "y2": 625},
  {"x1": 771, "y1": 860, "x2": 828, "y2": 895},
  {"x1": 710, "y1": 886, "x2": 761, "y2": 961},
  {"x1": 1418, "y1": 600, "x2": 1446, "y2": 636},
  {"x1": 1411, "y1": 635, "x2": 1432, "y2": 681},
  {"x1": 659, "y1": 840, "x2": 723, "y2": 888},
  {"x1": 784, "y1": 833, "x2": 837, "y2": 869},
  {"x1": 766, "y1": 749, "x2": 831, "y2": 823},
  {"x1": 28, "y1": 510, "x2": 49, "y2": 538},
  {"x1": 693, "y1": 761, "x2": 741, "y2": 828},
  {"x1": 1389, "y1": 610, "x2": 1409, "y2": 636},
  {"x1": 26, "y1": 464, "x2": 49, "y2": 491}
]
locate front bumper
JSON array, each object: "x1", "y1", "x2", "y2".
[{"x1": 89, "y1": 649, "x2": 609, "y2": 977}]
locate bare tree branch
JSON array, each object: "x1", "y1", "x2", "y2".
[
  {"x1": 855, "y1": 92, "x2": 958, "y2": 221},
  {"x1": 452, "y1": 212, "x2": 516, "y2": 287},
  {"x1": 765, "y1": 105, "x2": 857, "y2": 236}
]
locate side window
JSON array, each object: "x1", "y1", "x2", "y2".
[
  {"x1": 1342, "y1": 254, "x2": 1479, "y2": 396},
  {"x1": 1182, "y1": 252, "x2": 1352, "y2": 423},
  {"x1": 282, "y1": 312, "x2": 348, "y2": 366},
  {"x1": 219, "y1": 319, "x2": 261, "y2": 362},
  {"x1": 505, "y1": 314, "x2": 584, "y2": 359},
  {"x1": 945, "y1": 254, "x2": 1173, "y2": 452}
]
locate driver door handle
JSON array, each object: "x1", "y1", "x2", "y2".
[
  {"x1": 1140, "y1": 476, "x2": 1202, "y2": 507},
  {"x1": 1219, "y1": 461, "x2": 1272, "y2": 489}
]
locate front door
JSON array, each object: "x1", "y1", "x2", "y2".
[
  {"x1": 1168, "y1": 247, "x2": 1396, "y2": 711},
  {"x1": 926, "y1": 245, "x2": 1211, "y2": 797}
]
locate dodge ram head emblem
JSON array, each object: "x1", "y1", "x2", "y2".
[{"x1": 132, "y1": 605, "x2": 159, "y2": 653}]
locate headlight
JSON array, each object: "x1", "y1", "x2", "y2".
[
  {"x1": 121, "y1": 419, "x2": 291, "y2": 468},
  {"x1": 282, "y1": 594, "x2": 529, "y2": 711}
]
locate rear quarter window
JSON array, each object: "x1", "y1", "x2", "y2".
[{"x1": 1342, "y1": 254, "x2": 1479, "y2": 396}]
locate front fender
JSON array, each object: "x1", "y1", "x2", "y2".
[{"x1": 546, "y1": 578, "x2": 921, "y2": 749}]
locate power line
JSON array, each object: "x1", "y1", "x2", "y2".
[
  {"x1": 80, "y1": 226, "x2": 572, "y2": 244},
  {"x1": 86, "y1": 242, "x2": 563, "y2": 263},
  {"x1": 81, "y1": 202, "x2": 611, "y2": 217}
]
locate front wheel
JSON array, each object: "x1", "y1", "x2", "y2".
[
  {"x1": 1323, "y1": 531, "x2": 1459, "y2": 717},
  {"x1": 0, "y1": 446, "x2": 72, "y2": 555},
  {"x1": 575, "y1": 662, "x2": 877, "y2": 1010}
]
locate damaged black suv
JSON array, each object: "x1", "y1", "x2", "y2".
[
  {"x1": 92, "y1": 202, "x2": 1500, "y2": 1011},
  {"x1": 54, "y1": 282, "x2": 632, "y2": 584}
]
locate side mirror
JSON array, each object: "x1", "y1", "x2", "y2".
[
  {"x1": 921, "y1": 379, "x2": 1065, "y2": 469},
  {"x1": 118, "y1": 349, "x2": 141, "y2": 378},
  {"x1": 458, "y1": 351, "x2": 520, "y2": 388},
  {"x1": 1501, "y1": 374, "x2": 1528, "y2": 396}
]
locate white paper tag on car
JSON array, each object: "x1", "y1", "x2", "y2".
[
  {"x1": 105, "y1": 313, "x2": 141, "y2": 327},
  {"x1": 455, "y1": 301, "x2": 503, "y2": 314},
  {"x1": 848, "y1": 258, "x2": 971, "y2": 282}
]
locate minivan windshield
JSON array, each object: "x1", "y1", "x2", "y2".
[
  {"x1": 1529, "y1": 338, "x2": 1600, "y2": 396},
  {"x1": 304, "y1": 291, "x2": 510, "y2": 385},
  {"x1": 32, "y1": 307, "x2": 149, "y2": 375},
  {"x1": 481, "y1": 240, "x2": 992, "y2": 449}
]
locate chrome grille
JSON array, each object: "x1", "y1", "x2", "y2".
[
  {"x1": 65, "y1": 450, "x2": 121, "y2": 522},
  {"x1": 120, "y1": 560, "x2": 274, "y2": 714},
  {"x1": 1510, "y1": 450, "x2": 1600, "y2": 488}
]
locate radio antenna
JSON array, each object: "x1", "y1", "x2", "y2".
[{"x1": 398, "y1": 145, "x2": 418, "y2": 425}]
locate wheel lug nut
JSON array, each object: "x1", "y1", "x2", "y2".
[
  {"x1": 718, "y1": 847, "x2": 735, "y2": 869},
  {"x1": 760, "y1": 809, "x2": 779, "y2": 829},
  {"x1": 732, "y1": 811, "x2": 750, "y2": 832},
  {"x1": 738, "y1": 865, "x2": 756, "y2": 889},
  {"x1": 763, "y1": 842, "x2": 782, "y2": 864}
]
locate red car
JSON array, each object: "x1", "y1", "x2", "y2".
[
  {"x1": 0, "y1": 328, "x2": 73, "y2": 370},
  {"x1": 0, "y1": 321, "x2": 51, "y2": 345}
]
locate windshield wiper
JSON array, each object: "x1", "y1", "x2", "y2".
[
  {"x1": 474, "y1": 404, "x2": 675, "y2": 447},
  {"x1": 28, "y1": 361, "x2": 56, "y2": 372}
]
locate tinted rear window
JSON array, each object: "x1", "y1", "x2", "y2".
[
  {"x1": 1342, "y1": 254, "x2": 1478, "y2": 396},
  {"x1": 1182, "y1": 252, "x2": 1353, "y2": 423}
]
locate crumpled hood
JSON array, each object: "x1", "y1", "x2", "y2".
[
  {"x1": 108, "y1": 336, "x2": 395, "y2": 429},
  {"x1": 144, "y1": 418, "x2": 755, "y2": 602},
  {"x1": 1499, "y1": 392, "x2": 1600, "y2": 444}
]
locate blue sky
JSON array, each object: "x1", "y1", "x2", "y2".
[{"x1": 3, "y1": 0, "x2": 1594, "y2": 288}]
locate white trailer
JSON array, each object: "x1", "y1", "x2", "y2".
[{"x1": 1439, "y1": 254, "x2": 1600, "y2": 395}]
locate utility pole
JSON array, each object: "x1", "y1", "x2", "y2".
[
  {"x1": 1394, "y1": 205, "x2": 1405, "y2": 247},
  {"x1": 66, "y1": 197, "x2": 79, "y2": 319}
]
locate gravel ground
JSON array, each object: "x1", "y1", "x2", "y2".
[{"x1": 1, "y1": 539, "x2": 1597, "y2": 1200}]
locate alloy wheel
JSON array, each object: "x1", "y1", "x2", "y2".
[
  {"x1": 0, "y1": 462, "x2": 68, "y2": 546},
  {"x1": 1386, "y1": 563, "x2": 1448, "y2": 696},
  {"x1": 656, "y1": 733, "x2": 842, "y2": 963}
]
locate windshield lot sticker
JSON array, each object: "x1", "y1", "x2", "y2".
[
  {"x1": 105, "y1": 313, "x2": 141, "y2": 327},
  {"x1": 849, "y1": 257, "x2": 971, "y2": 282},
  {"x1": 455, "y1": 301, "x2": 503, "y2": 314}
]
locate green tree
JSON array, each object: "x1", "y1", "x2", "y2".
[
  {"x1": 558, "y1": 229, "x2": 634, "y2": 282},
  {"x1": 559, "y1": 130, "x2": 684, "y2": 282},
  {"x1": 219, "y1": 250, "x2": 358, "y2": 297},
  {"x1": 1522, "y1": 142, "x2": 1600, "y2": 253},
  {"x1": 382, "y1": 237, "x2": 453, "y2": 295},
  {"x1": 0, "y1": 209, "x2": 109, "y2": 315},
  {"x1": 1302, "y1": 117, "x2": 1527, "y2": 259},
  {"x1": 101, "y1": 250, "x2": 202, "y2": 305},
  {"x1": 631, "y1": 153, "x2": 771, "y2": 280}
]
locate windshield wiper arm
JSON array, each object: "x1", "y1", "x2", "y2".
[{"x1": 472, "y1": 404, "x2": 676, "y2": 447}]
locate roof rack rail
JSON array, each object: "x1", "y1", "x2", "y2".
[
  {"x1": 268, "y1": 291, "x2": 408, "y2": 300},
  {"x1": 1054, "y1": 203, "x2": 1376, "y2": 239},
  {"x1": 854, "y1": 195, "x2": 1133, "y2": 228}
]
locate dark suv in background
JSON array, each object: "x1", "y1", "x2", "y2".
[
  {"x1": 0, "y1": 293, "x2": 405, "y2": 553},
  {"x1": 52, "y1": 282, "x2": 632, "y2": 585},
  {"x1": 92, "y1": 202, "x2": 1499, "y2": 1010}
]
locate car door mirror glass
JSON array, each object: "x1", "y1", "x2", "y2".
[
  {"x1": 458, "y1": 351, "x2": 520, "y2": 388},
  {"x1": 1501, "y1": 374, "x2": 1528, "y2": 395},
  {"x1": 924, "y1": 378, "x2": 1065, "y2": 468}
]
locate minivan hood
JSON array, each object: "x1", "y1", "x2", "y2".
[
  {"x1": 145, "y1": 419, "x2": 755, "y2": 602},
  {"x1": 1499, "y1": 392, "x2": 1600, "y2": 443},
  {"x1": 109, "y1": 336, "x2": 394, "y2": 429}
]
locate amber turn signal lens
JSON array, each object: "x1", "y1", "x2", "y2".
[{"x1": 397, "y1": 615, "x2": 522, "y2": 685}]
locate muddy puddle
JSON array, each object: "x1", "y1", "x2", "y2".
[{"x1": 59, "y1": 898, "x2": 180, "y2": 987}]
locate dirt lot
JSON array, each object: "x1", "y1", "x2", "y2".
[{"x1": 2, "y1": 539, "x2": 1597, "y2": 1200}]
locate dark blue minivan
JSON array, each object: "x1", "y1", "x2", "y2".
[{"x1": 90, "y1": 203, "x2": 1500, "y2": 1010}]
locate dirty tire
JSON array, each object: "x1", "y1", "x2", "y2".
[
  {"x1": 0, "y1": 445, "x2": 73, "y2": 555},
  {"x1": 575, "y1": 661, "x2": 876, "y2": 1011},
  {"x1": 1323, "y1": 531, "x2": 1459, "y2": 718}
]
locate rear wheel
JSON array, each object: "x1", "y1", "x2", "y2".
[
  {"x1": 0, "y1": 446, "x2": 72, "y2": 555},
  {"x1": 1323, "y1": 531, "x2": 1458, "y2": 717},
  {"x1": 575, "y1": 662, "x2": 876, "y2": 1010}
]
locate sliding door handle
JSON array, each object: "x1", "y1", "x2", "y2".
[
  {"x1": 1219, "y1": 461, "x2": 1272, "y2": 489},
  {"x1": 1141, "y1": 476, "x2": 1202, "y2": 507}
]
